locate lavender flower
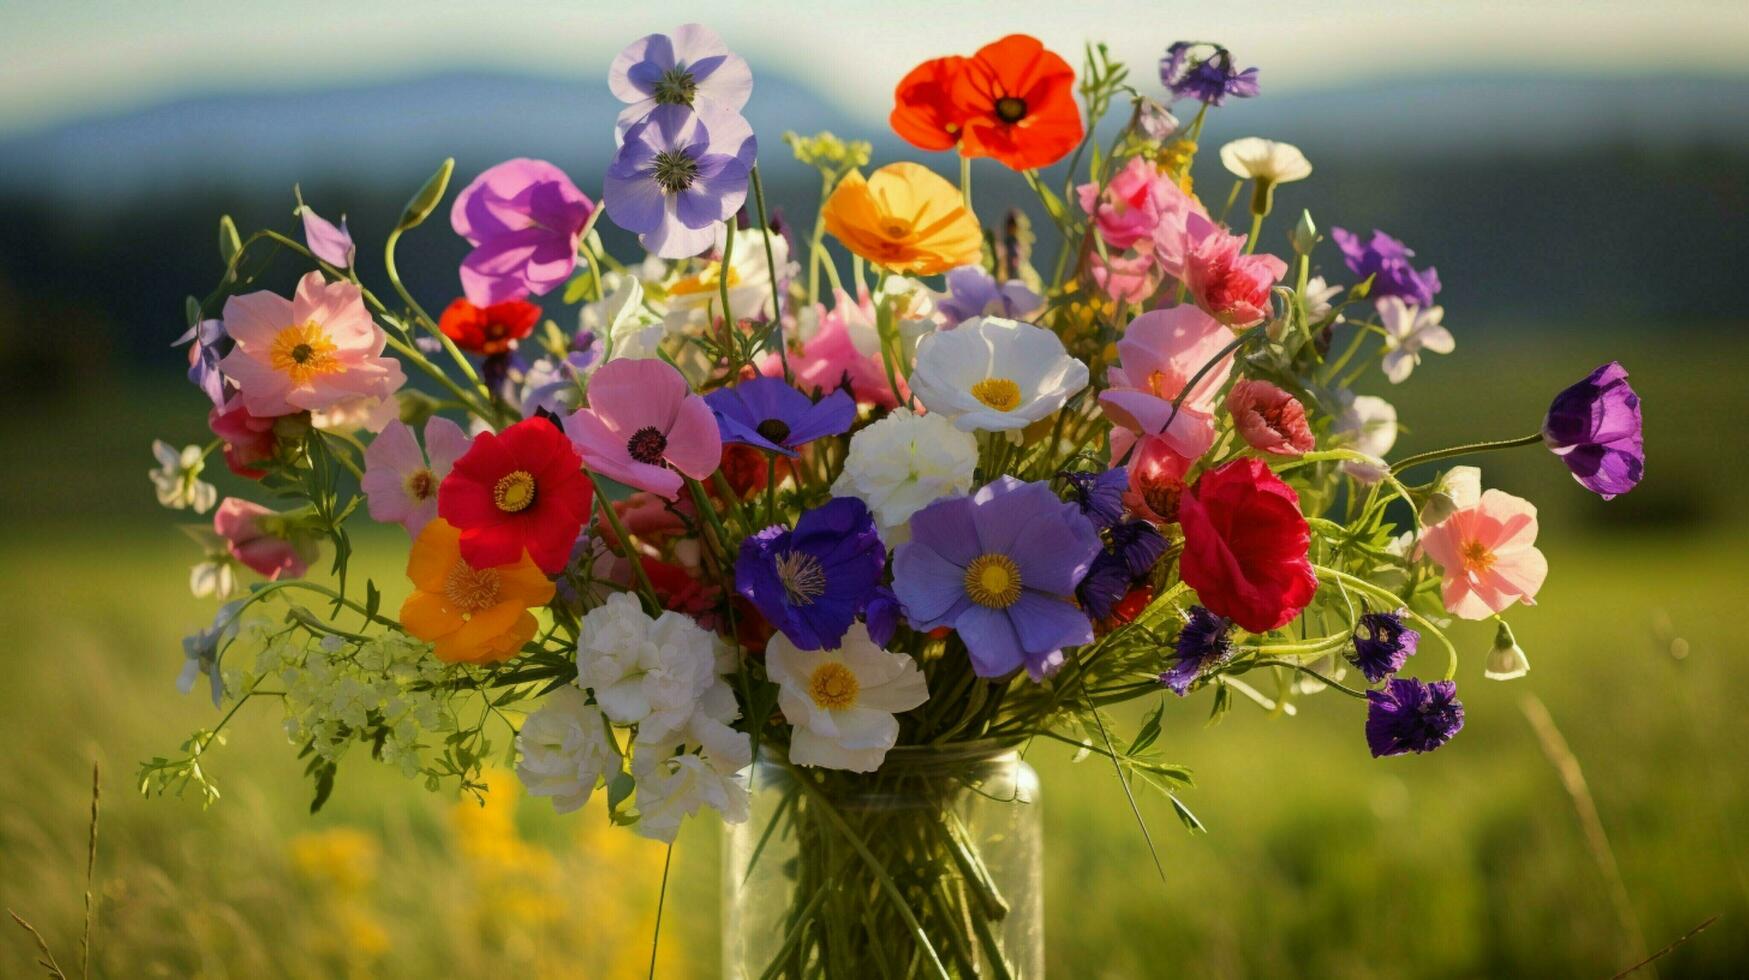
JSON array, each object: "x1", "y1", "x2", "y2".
[
  {"x1": 863, "y1": 586, "x2": 902, "y2": 648},
  {"x1": 1161, "y1": 605, "x2": 1234, "y2": 695},
  {"x1": 935, "y1": 266, "x2": 1042, "y2": 327},
  {"x1": 1351, "y1": 609, "x2": 1420, "y2": 683},
  {"x1": 1365, "y1": 678, "x2": 1464, "y2": 757},
  {"x1": 706, "y1": 377, "x2": 856, "y2": 457},
  {"x1": 603, "y1": 105, "x2": 755, "y2": 260},
  {"x1": 737, "y1": 497, "x2": 886, "y2": 651},
  {"x1": 608, "y1": 23, "x2": 753, "y2": 134},
  {"x1": 1543, "y1": 361, "x2": 1644, "y2": 500},
  {"x1": 1332, "y1": 228, "x2": 1442, "y2": 307},
  {"x1": 450, "y1": 158, "x2": 596, "y2": 304},
  {"x1": 1160, "y1": 42, "x2": 1260, "y2": 106},
  {"x1": 1062, "y1": 467, "x2": 1128, "y2": 530},
  {"x1": 173, "y1": 317, "x2": 231, "y2": 407},
  {"x1": 299, "y1": 205, "x2": 355, "y2": 269}
]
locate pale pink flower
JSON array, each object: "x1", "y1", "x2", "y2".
[
  {"x1": 563, "y1": 358, "x2": 721, "y2": 500},
  {"x1": 1099, "y1": 305, "x2": 1234, "y2": 460},
  {"x1": 1176, "y1": 214, "x2": 1287, "y2": 328},
  {"x1": 360, "y1": 416, "x2": 470, "y2": 536},
  {"x1": 217, "y1": 272, "x2": 405, "y2": 418},
  {"x1": 212, "y1": 498, "x2": 317, "y2": 580},
  {"x1": 765, "y1": 290, "x2": 910, "y2": 409},
  {"x1": 1088, "y1": 251, "x2": 1160, "y2": 306},
  {"x1": 1419, "y1": 489, "x2": 1549, "y2": 620},
  {"x1": 1226, "y1": 379, "x2": 1315, "y2": 456}
]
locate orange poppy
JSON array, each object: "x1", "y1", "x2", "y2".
[
  {"x1": 889, "y1": 55, "x2": 969, "y2": 152},
  {"x1": 820, "y1": 163, "x2": 983, "y2": 276},
  {"x1": 400, "y1": 518, "x2": 555, "y2": 665},
  {"x1": 889, "y1": 35, "x2": 1083, "y2": 172}
]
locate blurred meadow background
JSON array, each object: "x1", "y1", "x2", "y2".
[{"x1": 2, "y1": 1, "x2": 1747, "y2": 976}]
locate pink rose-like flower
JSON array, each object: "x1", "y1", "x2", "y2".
[
  {"x1": 209, "y1": 394, "x2": 280, "y2": 478},
  {"x1": 563, "y1": 358, "x2": 722, "y2": 500},
  {"x1": 213, "y1": 498, "x2": 317, "y2": 580},
  {"x1": 1227, "y1": 379, "x2": 1315, "y2": 456},
  {"x1": 1099, "y1": 305, "x2": 1234, "y2": 460},
  {"x1": 1076, "y1": 156, "x2": 1206, "y2": 254},
  {"x1": 451, "y1": 158, "x2": 596, "y2": 305},
  {"x1": 217, "y1": 272, "x2": 406, "y2": 418},
  {"x1": 1419, "y1": 489, "x2": 1549, "y2": 620},
  {"x1": 765, "y1": 290, "x2": 910, "y2": 409},
  {"x1": 1088, "y1": 251, "x2": 1161, "y2": 306},
  {"x1": 1177, "y1": 214, "x2": 1287, "y2": 328},
  {"x1": 360, "y1": 416, "x2": 471, "y2": 537}
]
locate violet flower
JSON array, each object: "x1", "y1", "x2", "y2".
[
  {"x1": 1543, "y1": 361, "x2": 1644, "y2": 500},
  {"x1": 706, "y1": 376, "x2": 856, "y2": 457},
  {"x1": 1062, "y1": 467, "x2": 1128, "y2": 530},
  {"x1": 300, "y1": 205, "x2": 355, "y2": 269},
  {"x1": 737, "y1": 497, "x2": 886, "y2": 651},
  {"x1": 603, "y1": 104, "x2": 755, "y2": 260},
  {"x1": 173, "y1": 317, "x2": 231, "y2": 407},
  {"x1": 1161, "y1": 605, "x2": 1234, "y2": 695},
  {"x1": 1351, "y1": 609, "x2": 1420, "y2": 683},
  {"x1": 1365, "y1": 677, "x2": 1464, "y2": 757},
  {"x1": 935, "y1": 266, "x2": 1042, "y2": 328},
  {"x1": 1332, "y1": 227, "x2": 1441, "y2": 307},
  {"x1": 450, "y1": 158, "x2": 596, "y2": 305},
  {"x1": 1077, "y1": 522, "x2": 1163, "y2": 621},
  {"x1": 892, "y1": 476, "x2": 1101, "y2": 680},
  {"x1": 863, "y1": 586, "x2": 902, "y2": 648},
  {"x1": 1160, "y1": 42, "x2": 1260, "y2": 106},
  {"x1": 608, "y1": 23, "x2": 753, "y2": 134}
]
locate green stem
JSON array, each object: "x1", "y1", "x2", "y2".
[
  {"x1": 1313, "y1": 565, "x2": 1459, "y2": 679},
  {"x1": 1390, "y1": 432, "x2": 1545, "y2": 475},
  {"x1": 1247, "y1": 658, "x2": 1369, "y2": 699},
  {"x1": 959, "y1": 154, "x2": 973, "y2": 209},
  {"x1": 749, "y1": 165, "x2": 793, "y2": 381},
  {"x1": 648, "y1": 843, "x2": 673, "y2": 980},
  {"x1": 385, "y1": 226, "x2": 495, "y2": 413},
  {"x1": 588, "y1": 473, "x2": 662, "y2": 613},
  {"x1": 1244, "y1": 209, "x2": 1264, "y2": 255}
]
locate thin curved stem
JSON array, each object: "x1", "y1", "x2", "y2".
[
  {"x1": 1390, "y1": 432, "x2": 1545, "y2": 475},
  {"x1": 748, "y1": 165, "x2": 793, "y2": 381}
]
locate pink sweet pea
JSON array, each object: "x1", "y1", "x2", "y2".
[
  {"x1": 217, "y1": 272, "x2": 406, "y2": 418},
  {"x1": 208, "y1": 394, "x2": 280, "y2": 478},
  {"x1": 1419, "y1": 489, "x2": 1549, "y2": 620},
  {"x1": 1076, "y1": 156, "x2": 1205, "y2": 252},
  {"x1": 451, "y1": 158, "x2": 596, "y2": 305},
  {"x1": 1118, "y1": 432, "x2": 1194, "y2": 525},
  {"x1": 765, "y1": 289, "x2": 910, "y2": 409},
  {"x1": 299, "y1": 205, "x2": 355, "y2": 269},
  {"x1": 1177, "y1": 214, "x2": 1287, "y2": 328},
  {"x1": 360, "y1": 416, "x2": 470, "y2": 537},
  {"x1": 213, "y1": 498, "x2": 317, "y2": 580},
  {"x1": 1099, "y1": 305, "x2": 1234, "y2": 460},
  {"x1": 1226, "y1": 379, "x2": 1315, "y2": 456},
  {"x1": 563, "y1": 358, "x2": 721, "y2": 500}
]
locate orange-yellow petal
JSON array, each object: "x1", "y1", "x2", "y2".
[
  {"x1": 400, "y1": 589, "x2": 465, "y2": 643},
  {"x1": 407, "y1": 519, "x2": 464, "y2": 591}
]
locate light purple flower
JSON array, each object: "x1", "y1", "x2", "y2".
[
  {"x1": 892, "y1": 476, "x2": 1101, "y2": 681},
  {"x1": 300, "y1": 205, "x2": 355, "y2": 269},
  {"x1": 935, "y1": 266, "x2": 1042, "y2": 328},
  {"x1": 450, "y1": 158, "x2": 596, "y2": 305},
  {"x1": 608, "y1": 23, "x2": 753, "y2": 134},
  {"x1": 173, "y1": 317, "x2": 231, "y2": 407},
  {"x1": 1332, "y1": 227, "x2": 1441, "y2": 307},
  {"x1": 603, "y1": 105, "x2": 755, "y2": 260}
]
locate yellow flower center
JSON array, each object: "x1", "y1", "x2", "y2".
[
  {"x1": 970, "y1": 377, "x2": 1022, "y2": 412},
  {"x1": 493, "y1": 470, "x2": 536, "y2": 513},
  {"x1": 807, "y1": 661, "x2": 860, "y2": 710},
  {"x1": 1460, "y1": 539, "x2": 1496, "y2": 575},
  {"x1": 269, "y1": 322, "x2": 341, "y2": 385},
  {"x1": 963, "y1": 553, "x2": 1022, "y2": 609},
  {"x1": 774, "y1": 550, "x2": 827, "y2": 606},
  {"x1": 403, "y1": 468, "x2": 436, "y2": 501},
  {"x1": 669, "y1": 262, "x2": 742, "y2": 297},
  {"x1": 444, "y1": 561, "x2": 502, "y2": 614}
]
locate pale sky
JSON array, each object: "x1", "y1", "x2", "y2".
[{"x1": 2, "y1": 0, "x2": 1745, "y2": 133}]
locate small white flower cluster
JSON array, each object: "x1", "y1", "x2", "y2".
[{"x1": 516, "y1": 592, "x2": 750, "y2": 842}]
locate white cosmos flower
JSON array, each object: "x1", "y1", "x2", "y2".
[
  {"x1": 662, "y1": 227, "x2": 793, "y2": 332},
  {"x1": 574, "y1": 592, "x2": 727, "y2": 746},
  {"x1": 766, "y1": 623, "x2": 928, "y2": 773},
  {"x1": 150, "y1": 441, "x2": 216, "y2": 512},
  {"x1": 1333, "y1": 392, "x2": 1397, "y2": 483},
  {"x1": 1220, "y1": 137, "x2": 1313, "y2": 185},
  {"x1": 1376, "y1": 297, "x2": 1454, "y2": 384},
  {"x1": 515, "y1": 685, "x2": 621, "y2": 814},
  {"x1": 630, "y1": 704, "x2": 751, "y2": 843},
  {"x1": 831, "y1": 409, "x2": 978, "y2": 545},
  {"x1": 909, "y1": 316, "x2": 1089, "y2": 433}
]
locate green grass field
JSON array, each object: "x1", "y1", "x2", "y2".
[{"x1": 2, "y1": 329, "x2": 1744, "y2": 977}]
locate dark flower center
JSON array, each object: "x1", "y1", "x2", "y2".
[
  {"x1": 626, "y1": 426, "x2": 668, "y2": 465},
  {"x1": 290, "y1": 343, "x2": 315, "y2": 364},
  {"x1": 651, "y1": 150, "x2": 701, "y2": 193},
  {"x1": 652, "y1": 66, "x2": 699, "y2": 106},
  {"x1": 994, "y1": 96, "x2": 1028, "y2": 123},
  {"x1": 755, "y1": 418, "x2": 792, "y2": 445}
]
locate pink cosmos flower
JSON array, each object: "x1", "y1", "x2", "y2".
[
  {"x1": 360, "y1": 416, "x2": 470, "y2": 537},
  {"x1": 213, "y1": 497, "x2": 317, "y2": 580},
  {"x1": 1076, "y1": 156, "x2": 1205, "y2": 253},
  {"x1": 451, "y1": 158, "x2": 596, "y2": 305},
  {"x1": 1419, "y1": 489, "x2": 1549, "y2": 620},
  {"x1": 764, "y1": 290, "x2": 910, "y2": 409},
  {"x1": 217, "y1": 272, "x2": 405, "y2": 418},
  {"x1": 563, "y1": 358, "x2": 722, "y2": 500},
  {"x1": 1226, "y1": 379, "x2": 1315, "y2": 456},
  {"x1": 1177, "y1": 214, "x2": 1287, "y2": 328},
  {"x1": 1099, "y1": 305, "x2": 1234, "y2": 460}
]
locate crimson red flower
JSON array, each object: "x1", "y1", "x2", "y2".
[
  {"x1": 209, "y1": 394, "x2": 283, "y2": 478},
  {"x1": 438, "y1": 417, "x2": 592, "y2": 574},
  {"x1": 438, "y1": 297, "x2": 542, "y2": 356},
  {"x1": 890, "y1": 55, "x2": 970, "y2": 151},
  {"x1": 1178, "y1": 458, "x2": 1317, "y2": 633},
  {"x1": 889, "y1": 35, "x2": 1083, "y2": 171}
]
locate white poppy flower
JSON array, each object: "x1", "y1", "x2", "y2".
[
  {"x1": 1376, "y1": 297, "x2": 1454, "y2": 384},
  {"x1": 909, "y1": 316, "x2": 1089, "y2": 433},
  {"x1": 1333, "y1": 393, "x2": 1397, "y2": 483},
  {"x1": 150, "y1": 440, "x2": 216, "y2": 513},
  {"x1": 515, "y1": 685, "x2": 621, "y2": 814},
  {"x1": 765, "y1": 623, "x2": 928, "y2": 773},
  {"x1": 831, "y1": 409, "x2": 978, "y2": 545},
  {"x1": 574, "y1": 592, "x2": 727, "y2": 745},
  {"x1": 1219, "y1": 137, "x2": 1313, "y2": 185}
]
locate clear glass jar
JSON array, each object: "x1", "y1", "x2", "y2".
[{"x1": 723, "y1": 744, "x2": 1042, "y2": 978}]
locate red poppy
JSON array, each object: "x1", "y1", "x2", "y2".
[
  {"x1": 1177, "y1": 458, "x2": 1317, "y2": 633},
  {"x1": 438, "y1": 298, "x2": 542, "y2": 356},
  {"x1": 890, "y1": 55, "x2": 970, "y2": 151},
  {"x1": 952, "y1": 35, "x2": 1083, "y2": 170},
  {"x1": 437, "y1": 417, "x2": 592, "y2": 575}
]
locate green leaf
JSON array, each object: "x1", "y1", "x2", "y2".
[
  {"x1": 397, "y1": 157, "x2": 455, "y2": 232},
  {"x1": 363, "y1": 580, "x2": 381, "y2": 622},
  {"x1": 1127, "y1": 698, "x2": 1165, "y2": 755},
  {"x1": 185, "y1": 295, "x2": 204, "y2": 329},
  {"x1": 309, "y1": 760, "x2": 337, "y2": 814}
]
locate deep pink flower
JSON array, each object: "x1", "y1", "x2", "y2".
[
  {"x1": 1099, "y1": 305, "x2": 1234, "y2": 460},
  {"x1": 1226, "y1": 379, "x2": 1315, "y2": 456},
  {"x1": 213, "y1": 498, "x2": 317, "y2": 580},
  {"x1": 1177, "y1": 214, "x2": 1287, "y2": 328},
  {"x1": 208, "y1": 394, "x2": 281, "y2": 478},
  {"x1": 361, "y1": 416, "x2": 471, "y2": 537},
  {"x1": 1115, "y1": 432, "x2": 1194, "y2": 524},
  {"x1": 1419, "y1": 489, "x2": 1548, "y2": 620},
  {"x1": 563, "y1": 358, "x2": 722, "y2": 500},
  {"x1": 450, "y1": 158, "x2": 595, "y2": 305},
  {"x1": 1076, "y1": 156, "x2": 1206, "y2": 254},
  {"x1": 765, "y1": 290, "x2": 910, "y2": 409}
]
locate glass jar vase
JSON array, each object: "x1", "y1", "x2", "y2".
[{"x1": 723, "y1": 743, "x2": 1043, "y2": 978}]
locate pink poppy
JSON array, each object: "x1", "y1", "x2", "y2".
[
  {"x1": 563, "y1": 358, "x2": 721, "y2": 500},
  {"x1": 213, "y1": 497, "x2": 317, "y2": 580},
  {"x1": 217, "y1": 272, "x2": 405, "y2": 418},
  {"x1": 1176, "y1": 214, "x2": 1287, "y2": 328},
  {"x1": 1099, "y1": 305, "x2": 1234, "y2": 460},
  {"x1": 1226, "y1": 379, "x2": 1315, "y2": 456},
  {"x1": 764, "y1": 290, "x2": 910, "y2": 409},
  {"x1": 360, "y1": 416, "x2": 471, "y2": 537},
  {"x1": 1419, "y1": 489, "x2": 1549, "y2": 620}
]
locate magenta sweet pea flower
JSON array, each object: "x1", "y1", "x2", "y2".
[
  {"x1": 602, "y1": 105, "x2": 755, "y2": 260},
  {"x1": 1543, "y1": 361, "x2": 1644, "y2": 500},
  {"x1": 563, "y1": 357, "x2": 722, "y2": 500},
  {"x1": 450, "y1": 158, "x2": 596, "y2": 305},
  {"x1": 608, "y1": 23, "x2": 753, "y2": 134}
]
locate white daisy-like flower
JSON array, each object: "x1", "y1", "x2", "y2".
[
  {"x1": 831, "y1": 408, "x2": 978, "y2": 545},
  {"x1": 662, "y1": 227, "x2": 793, "y2": 332},
  {"x1": 515, "y1": 685, "x2": 622, "y2": 814},
  {"x1": 766, "y1": 623, "x2": 928, "y2": 773},
  {"x1": 150, "y1": 440, "x2": 216, "y2": 513},
  {"x1": 1376, "y1": 297, "x2": 1454, "y2": 384},
  {"x1": 574, "y1": 592, "x2": 728, "y2": 745},
  {"x1": 1219, "y1": 137, "x2": 1313, "y2": 186},
  {"x1": 909, "y1": 316, "x2": 1089, "y2": 433},
  {"x1": 629, "y1": 701, "x2": 751, "y2": 843},
  {"x1": 1332, "y1": 392, "x2": 1398, "y2": 483}
]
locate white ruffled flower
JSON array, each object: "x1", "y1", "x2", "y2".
[
  {"x1": 1302, "y1": 276, "x2": 1342, "y2": 323},
  {"x1": 1220, "y1": 137, "x2": 1313, "y2": 186},
  {"x1": 909, "y1": 316, "x2": 1089, "y2": 434},
  {"x1": 1332, "y1": 392, "x2": 1398, "y2": 483},
  {"x1": 766, "y1": 623, "x2": 928, "y2": 773},
  {"x1": 629, "y1": 703, "x2": 751, "y2": 843},
  {"x1": 1376, "y1": 297, "x2": 1453, "y2": 384},
  {"x1": 150, "y1": 441, "x2": 216, "y2": 513},
  {"x1": 515, "y1": 685, "x2": 622, "y2": 814},
  {"x1": 844, "y1": 277, "x2": 938, "y2": 361},
  {"x1": 575, "y1": 592, "x2": 728, "y2": 746},
  {"x1": 583, "y1": 274, "x2": 666, "y2": 361},
  {"x1": 663, "y1": 227, "x2": 793, "y2": 332},
  {"x1": 831, "y1": 408, "x2": 978, "y2": 545}
]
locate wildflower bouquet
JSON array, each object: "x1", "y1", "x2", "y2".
[{"x1": 148, "y1": 24, "x2": 1646, "y2": 977}]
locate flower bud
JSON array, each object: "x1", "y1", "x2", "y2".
[
  {"x1": 218, "y1": 215, "x2": 242, "y2": 264},
  {"x1": 1419, "y1": 465, "x2": 1483, "y2": 525},
  {"x1": 1290, "y1": 209, "x2": 1318, "y2": 256},
  {"x1": 1484, "y1": 620, "x2": 1529, "y2": 680},
  {"x1": 397, "y1": 157, "x2": 455, "y2": 232}
]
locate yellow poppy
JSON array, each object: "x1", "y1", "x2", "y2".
[
  {"x1": 821, "y1": 162, "x2": 983, "y2": 276},
  {"x1": 400, "y1": 519, "x2": 555, "y2": 665}
]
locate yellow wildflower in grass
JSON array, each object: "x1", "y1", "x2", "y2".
[
  {"x1": 821, "y1": 162, "x2": 983, "y2": 275},
  {"x1": 288, "y1": 828, "x2": 392, "y2": 972}
]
